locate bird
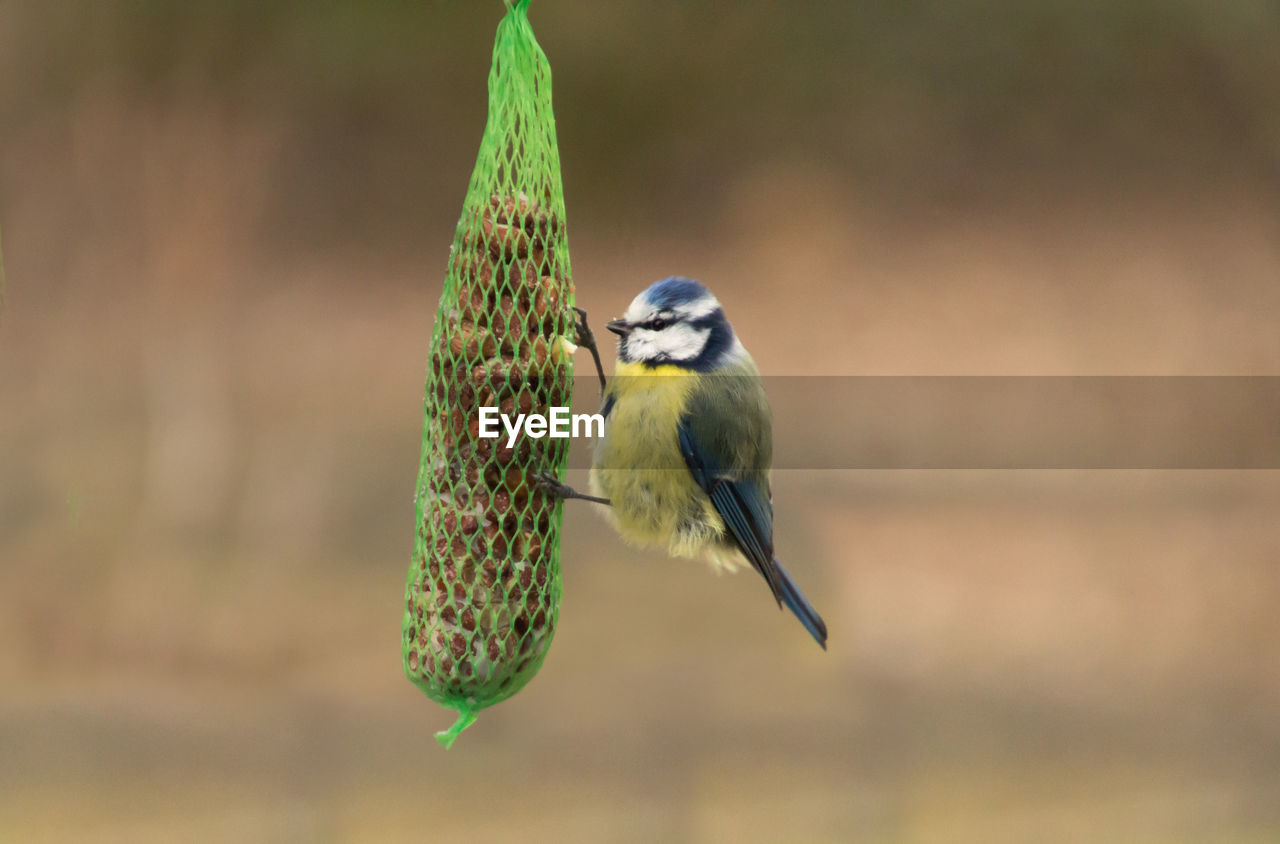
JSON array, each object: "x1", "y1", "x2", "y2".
[{"x1": 546, "y1": 277, "x2": 828, "y2": 649}]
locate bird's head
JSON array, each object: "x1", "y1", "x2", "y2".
[{"x1": 607, "y1": 277, "x2": 740, "y2": 371}]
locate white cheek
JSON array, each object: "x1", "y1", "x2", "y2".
[
  {"x1": 625, "y1": 325, "x2": 711, "y2": 362},
  {"x1": 625, "y1": 330, "x2": 660, "y2": 360},
  {"x1": 657, "y1": 325, "x2": 710, "y2": 360}
]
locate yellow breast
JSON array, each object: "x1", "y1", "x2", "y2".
[
  {"x1": 594, "y1": 361, "x2": 693, "y2": 472},
  {"x1": 605, "y1": 362, "x2": 695, "y2": 444},
  {"x1": 589, "y1": 362, "x2": 730, "y2": 560}
]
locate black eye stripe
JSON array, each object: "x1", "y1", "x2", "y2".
[
  {"x1": 636, "y1": 305, "x2": 723, "y2": 331},
  {"x1": 639, "y1": 313, "x2": 673, "y2": 330}
]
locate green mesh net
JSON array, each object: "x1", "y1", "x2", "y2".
[{"x1": 402, "y1": 0, "x2": 575, "y2": 749}]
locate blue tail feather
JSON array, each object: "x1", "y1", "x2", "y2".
[{"x1": 774, "y1": 558, "x2": 828, "y2": 650}]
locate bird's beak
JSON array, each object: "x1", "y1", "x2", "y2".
[{"x1": 606, "y1": 319, "x2": 630, "y2": 337}]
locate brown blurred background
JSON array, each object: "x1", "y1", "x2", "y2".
[{"x1": 2, "y1": 1, "x2": 1279, "y2": 841}]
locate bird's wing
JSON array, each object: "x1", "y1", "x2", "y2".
[{"x1": 676, "y1": 376, "x2": 785, "y2": 602}]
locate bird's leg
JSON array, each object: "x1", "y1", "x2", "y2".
[
  {"x1": 536, "y1": 471, "x2": 611, "y2": 506},
  {"x1": 572, "y1": 306, "x2": 608, "y2": 395}
]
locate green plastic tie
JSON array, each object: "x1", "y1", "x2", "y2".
[{"x1": 435, "y1": 708, "x2": 479, "y2": 749}]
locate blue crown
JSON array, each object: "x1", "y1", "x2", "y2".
[{"x1": 644, "y1": 276, "x2": 710, "y2": 309}]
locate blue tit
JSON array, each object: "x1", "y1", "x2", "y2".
[{"x1": 550, "y1": 277, "x2": 827, "y2": 649}]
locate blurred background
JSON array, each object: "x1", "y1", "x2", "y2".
[{"x1": 2, "y1": 1, "x2": 1279, "y2": 840}]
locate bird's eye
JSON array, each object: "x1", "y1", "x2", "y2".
[{"x1": 650, "y1": 318, "x2": 668, "y2": 331}]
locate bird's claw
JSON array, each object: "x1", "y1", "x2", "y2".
[
  {"x1": 536, "y1": 469, "x2": 611, "y2": 506},
  {"x1": 571, "y1": 306, "x2": 608, "y2": 394},
  {"x1": 535, "y1": 470, "x2": 572, "y2": 499},
  {"x1": 572, "y1": 306, "x2": 595, "y2": 349}
]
